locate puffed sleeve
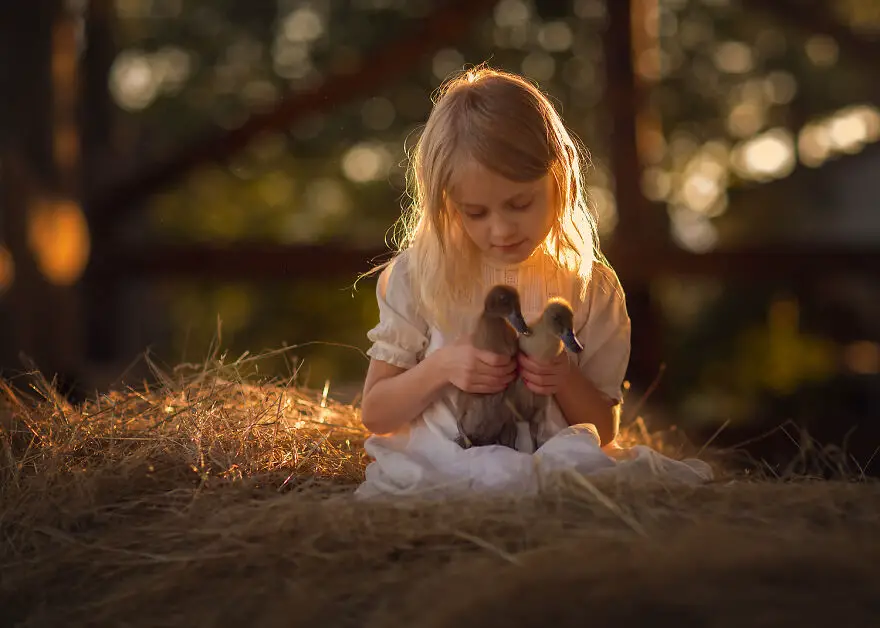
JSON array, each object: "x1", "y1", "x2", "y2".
[
  {"x1": 365, "y1": 252, "x2": 430, "y2": 370},
  {"x1": 573, "y1": 263, "x2": 632, "y2": 403}
]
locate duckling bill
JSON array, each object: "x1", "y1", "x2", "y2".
[{"x1": 456, "y1": 284, "x2": 529, "y2": 450}]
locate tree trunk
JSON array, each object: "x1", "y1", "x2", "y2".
[{"x1": 0, "y1": 1, "x2": 59, "y2": 376}]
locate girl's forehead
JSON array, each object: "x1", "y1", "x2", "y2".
[{"x1": 449, "y1": 159, "x2": 548, "y2": 204}]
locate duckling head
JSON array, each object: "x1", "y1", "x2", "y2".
[
  {"x1": 541, "y1": 299, "x2": 584, "y2": 354},
  {"x1": 483, "y1": 285, "x2": 530, "y2": 334}
]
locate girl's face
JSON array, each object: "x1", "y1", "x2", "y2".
[{"x1": 448, "y1": 160, "x2": 556, "y2": 265}]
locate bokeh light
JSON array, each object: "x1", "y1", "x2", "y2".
[
  {"x1": 844, "y1": 341, "x2": 880, "y2": 375},
  {"x1": 110, "y1": 50, "x2": 161, "y2": 111},
  {"x1": 573, "y1": 0, "x2": 607, "y2": 21},
  {"x1": 731, "y1": 128, "x2": 795, "y2": 181},
  {"x1": 537, "y1": 22, "x2": 574, "y2": 52},
  {"x1": 592, "y1": 185, "x2": 618, "y2": 237},
  {"x1": 27, "y1": 199, "x2": 91, "y2": 286},
  {"x1": 281, "y1": 6, "x2": 324, "y2": 43},
  {"x1": 828, "y1": 108, "x2": 872, "y2": 153},
  {"x1": 669, "y1": 205, "x2": 718, "y2": 253},
  {"x1": 341, "y1": 143, "x2": 393, "y2": 183},
  {"x1": 0, "y1": 245, "x2": 14, "y2": 294},
  {"x1": 432, "y1": 48, "x2": 465, "y2": 81},
  {"x1": 797, "y1": 121, "x2": 833, "y2": 167},
  {"x1": 762, "y1": 70, "x2": 797, "y2": 105},
  {"x1": 640, "y1": 167, "x2": 672, "y2": 201},
  {"x1": 494, "y1": 0, "x2": 530, "y2": 28},
  {"x1": 804, "y1": 35, "x2": 839, "y2": 67},
  {"x1": 797, "y1": 104, "x2": 880, "y2": 167},
  {"x1": 521, "y1": 51, "x2": 556, "y2": 81},
  {"x1": 304, "y1": 178, "x2": 352, "y2": 219},
  {"x1": 109, "y1": 46, "x2": 193, "y2": 110},
  {"x1": 713, "y1": 41, "x2": 753, "y2": 74}
]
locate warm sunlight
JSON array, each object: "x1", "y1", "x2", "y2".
[
  {"x1": 341, "y1": 143, "x2": 392, "y2": 183},
  {"x1": 797, "y1": 104, "x2": 880, "y2": 166},
  {"x1": 494, "y1": 0, "x2": 530, "y2": 28},
  {"x1": 828, "y1": 108, "x2": 872, "y2": 153},
  {"x1": 804, "y1": 35, "x2": 839, "y2": 67},
  {"x1": 4, "y1": 2, "x2": 880, "y2": 624},
  {"x1": 844, "y1": 341, "x2": 880, "y2": 375},
  {"x1": 27, "y1": 198, "x2": 91, "y2": 286},
  {"x1": 640, "y1": 167, "x2": 671, "y2": 201},
  {"x1": 669, "y1": 205, "x2": 719, "y2": 253},
  {"x1": 281, "y1": 5, "x2": 324, "y2": 43},
  {"x1": 798, "y1": 122, "x2": 833, "y2": 167},
  {"x1": 0, "y1": 245, "x2": 14, "y2": 294},
  {"x1": 714, "y1": 41, "x2": 753, "y2": 74},
  {"x1": 110, "y1": 50, "x2": 160, "y2": 111},
  {"x1": 733, "y1": 128, "x2": 795, "y2": 181},
  {"x1": 591, "y1": 185, "x2": 618, "y2": 237}
]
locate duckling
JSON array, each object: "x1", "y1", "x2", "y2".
[
  {"x1": 520, "y1": 298, "x2": 584, "y2": 361},
  {"x1": 456, "y1": 284, "x2": 530, "y2": 450},
  {"x1": 510, "y1": 297, "x2": 584, "y2": 450}
]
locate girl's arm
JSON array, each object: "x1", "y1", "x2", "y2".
[
  {"x1": 554, "y1": 367, "x2": 620, "y2": 446},
  {"x1": 361, "y1": 345, "x2": 517, "y2": 435},
  {"x1": 360, "y1": 352, "x2": 450, "y2": 435}
]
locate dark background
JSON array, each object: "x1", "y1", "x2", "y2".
[{"x1": 1, "y1": 0, "x2": 878, "y2": 470}]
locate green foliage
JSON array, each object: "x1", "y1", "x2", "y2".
[{"x1": 156, "y1": 276, "x2": 378, "y2": 390}]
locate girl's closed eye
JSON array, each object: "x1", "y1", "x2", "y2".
[
  {"x1": 509, "y1": 196, "x2": 534, "y2": 210},
  {"x1": 464, "y1": 210, "x2": 487, "y2": 220}
]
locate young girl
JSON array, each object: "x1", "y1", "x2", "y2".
[{"x1": 356, "y1": 66, "x2": 711, "y2": 498}]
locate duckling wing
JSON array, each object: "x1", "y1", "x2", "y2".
[
  {"x1": 458, "y1": 317, "x2": 520, "y2": 448},
  {"x1": 506, "y1": 378, "x2": 539, "y2": 423},
  {"x1": 459, "y1": 392, "x2": 519, "y2": 448},
  {"x1": 473, "y1": 318, "x2": 519, "y2": 357}
]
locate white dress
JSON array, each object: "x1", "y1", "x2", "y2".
[{"x1": 356, "y1": 250, "x2": 712, "y2": 499}]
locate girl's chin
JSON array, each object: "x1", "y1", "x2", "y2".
[{"x1": 486, "y1": 243, "x2": 533, "y2": 264}]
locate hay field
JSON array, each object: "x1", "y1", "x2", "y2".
[{"x1": 2, "y1": 351, "x2": 879, "y2": 628}]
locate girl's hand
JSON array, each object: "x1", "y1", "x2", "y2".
[
  {"x1": 518, "y1": 352, "x2": 572, "y2": 395},
  {"x1": 438, "y1": 344, "x2": 517, "y2": 394}
]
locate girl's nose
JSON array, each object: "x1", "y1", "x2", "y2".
[{"x1": 490, "y1": 215, "x2": 517, "y2": 240}]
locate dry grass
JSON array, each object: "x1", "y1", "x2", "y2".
[{"x1": 2, "y1": 348, "x2": 879, "y2": 628}]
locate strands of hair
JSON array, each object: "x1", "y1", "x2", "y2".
[{"x1": 359, "y1": 64, "x2": 607, "y2": 333}]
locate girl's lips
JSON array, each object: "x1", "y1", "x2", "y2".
[{"x1": 495, "y1": 240, "x2": 525, "y2": 251}]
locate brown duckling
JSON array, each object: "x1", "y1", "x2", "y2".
[{"x1": 456, "y1": 284, "x2": 530, "y2": 450}]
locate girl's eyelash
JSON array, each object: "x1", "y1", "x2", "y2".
[
  {"x1": 510, "y1": 198, "x2": 533, "y2": 210},
  {"x1": 460, "y1": 197, "x2": 532, "y2": 217}
]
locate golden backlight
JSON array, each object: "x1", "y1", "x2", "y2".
[{"x1": 27, "y1": 198, "x2": 91, "y2": 286}]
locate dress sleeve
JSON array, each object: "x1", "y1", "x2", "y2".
[
  {"x1": 573, "y1": 263, "x2": 632, "y2": 404},
  {"x1": 365, "y1": 253, "x2": 430, "y2": 370}
]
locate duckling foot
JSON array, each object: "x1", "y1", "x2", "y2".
[{"x1": 455, "y1": 433, "x2": 473, "y2": 449}]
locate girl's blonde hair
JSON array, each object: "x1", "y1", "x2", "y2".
[{"x1": 370, "y1": 65, "x2": 604, "y2": 331}]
